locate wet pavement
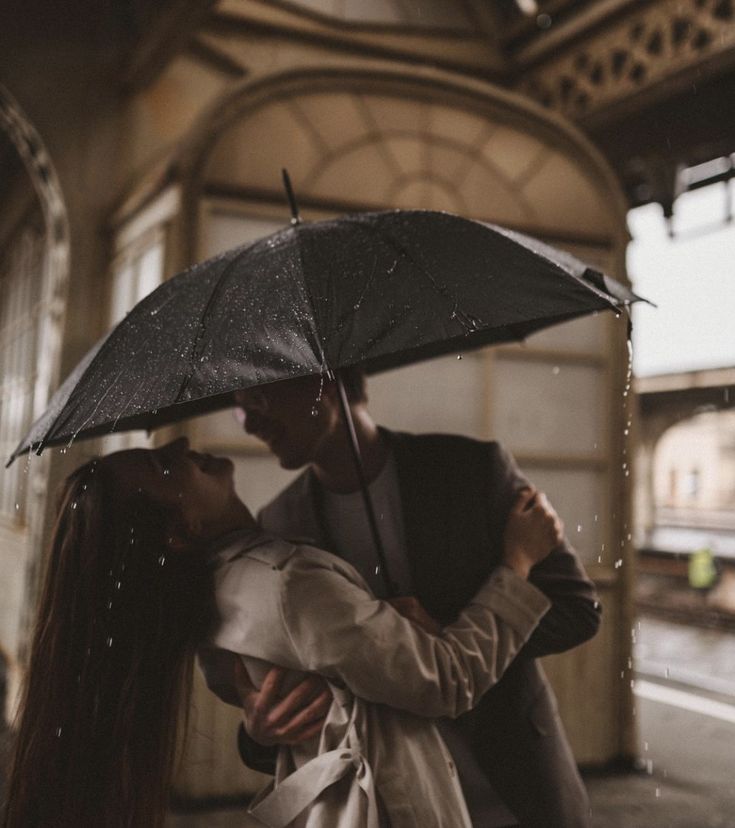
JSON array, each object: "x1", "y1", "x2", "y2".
[
  {"x1": 167, "y1": 615, "x2": 735, "y2": 828},
  {"x1": 586, "y1": 614, "x2": 735, "y2": 828}
]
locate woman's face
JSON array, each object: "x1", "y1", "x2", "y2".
[{"x1": 105, "y1": 437, "x2": 238, "y2": 539}]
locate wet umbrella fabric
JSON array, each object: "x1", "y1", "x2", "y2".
[{"x1": 10, "y1": 209, "x2": 628, "y2": 464}]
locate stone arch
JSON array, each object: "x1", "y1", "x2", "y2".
[
  {"x1": 172, "y1": 67, "x2": 629, "y2": 256},
  {"x1": 0, "y1": 84, "x2": 69, "y2": 275},
  {"x1": 0, "y1": 84, "x2": 70, "y2": 673},
  {"x1": 636, "y1": 388, "x2": 735, "y2": 547}
]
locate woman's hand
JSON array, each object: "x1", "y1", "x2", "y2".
[
  {"x1": 502, "y1": 487, "x2": 564, "y2": 580},
  {"x1": 234, "y1": 660, "x2": 332, "y2": 747},
  {"x1": 389, "y1": 596, "x2": 442, "y2": 635}
]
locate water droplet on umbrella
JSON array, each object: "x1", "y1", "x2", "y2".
[{"x1": 457, "y1": 354, "x2": 463, "y2": 360}]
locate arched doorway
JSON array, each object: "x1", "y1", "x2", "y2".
[{"x1": 0, "y1": 84, "x2": 70, "y2": 716}]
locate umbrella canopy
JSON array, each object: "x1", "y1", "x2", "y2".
[{"x1": 10, "y1": 209, "x2": 636, "y2": 464}]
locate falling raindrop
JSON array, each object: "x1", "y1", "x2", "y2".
[
  {"x1": 655, "y1": 787, "x2": 661, "y2": 798},
  {"x1": 374, "y1": 566, "x2": 381, "y2": 576},
  {"x1": 310, "y1": 406, "x2": 319, "y2": 417},
  {"x1": 163, "y1": 468, "x2": 170, "y2": 477},
  {"x1": 115, "y1": 580, "x2": 122, "y2": 590},
  {"x1": 614, "y1": 559, "x2": 623, "y2": 568},
  {"x1": 646, "y1": 759, "x2": 654, "y2": 775},
  {"x1": 158, "y1": 554, "x2": 166, "y2": 566},
  {"x1": 552, "y1": 366, "x2": 560, "y2": 375},
  {"x1": 55, "y1": 727, "x2": 62, "y2": 738},
  {"x1": 457, "y1": 354, "x2": 463, "y2": 360},
  {"x1": 71, "y1": 501, "x2": 77, "y2": 510},
  {"x1": 106, "y1": 637, "x2": 113, "y2": 647},
  {"x1": 576, "y1": 524, "x2": 582, "y2": 533}
]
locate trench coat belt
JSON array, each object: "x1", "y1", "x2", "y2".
[{"x1": 247, "y1": 745, "x2": 380, "y2": 828}]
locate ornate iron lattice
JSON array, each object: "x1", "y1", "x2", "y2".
[{"x1": 517, "y1": 0, "x2": 735, "y2": 118}]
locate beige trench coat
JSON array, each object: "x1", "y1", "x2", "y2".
[{"x1": 200, "y1": 532, "x2": 550, "y2": 828}]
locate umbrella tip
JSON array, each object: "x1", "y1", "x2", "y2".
[{"x1": 281, "y1": 168, "x2": 301, "y2": 225}]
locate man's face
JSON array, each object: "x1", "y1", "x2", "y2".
[{"x1": 234, "y1": 376, "x2": 340, "y2": 470}]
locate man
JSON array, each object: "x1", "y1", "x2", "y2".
[{"x1": 232, "y1": 370, "x2": 600, "y2": 828}]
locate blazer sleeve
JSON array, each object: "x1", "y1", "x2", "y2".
[
  {"x1": 276, "y1": 550, "x2": 550, "y2": 719},
  {"x1": 490, "y1": 442, "x2": 603, "y2": 657}
]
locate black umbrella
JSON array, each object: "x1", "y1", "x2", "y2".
[{"x1": 9, "y1": 188, "x2": 642, "y2": 590}]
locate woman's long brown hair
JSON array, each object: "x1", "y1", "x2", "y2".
[{"x1": 3, "y1": 457, "x2": 212, "y2": 828}]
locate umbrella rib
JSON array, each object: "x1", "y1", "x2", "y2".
[
  {"x1": 364, "y1": 222, "x2": 485, "y2": 333},
  {"x1": 173, "y1": 243, "x2": 266, "y2": 403},
  {"x1": 45, "y1": 370, "x2": 124, "y2": 450},
  {"x1": 289, "y1": 226, "x2": 331, "y2": 374},
  {"x1": 23, "y1": 331, "x2": 117, "y2": 455}
]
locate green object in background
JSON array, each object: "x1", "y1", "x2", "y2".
[{"x1": 688, "y1": 547, "x2": 718, "y2": 589}]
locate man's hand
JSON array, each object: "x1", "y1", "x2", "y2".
[
  {"x1": 388, "y1": 596, "x2": 442, "y2": 635},
  {"x1": 233, "y1": 659, "x2": 332, "y2": 747},
  {"x1": 502, "y1": 487, "x2": 564, "y2": 580}
]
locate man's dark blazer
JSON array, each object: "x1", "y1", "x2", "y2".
[{"x1": 240, "y1": 430, "x2": 601, "y2": 828}]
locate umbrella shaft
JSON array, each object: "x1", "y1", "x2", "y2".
[{"x1": 335, "y1": 372, "x2": 395, "y2": 598}]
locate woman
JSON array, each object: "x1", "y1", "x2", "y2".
[{"x1": 4, "y1": 437, "x2": 557, "y2": 828}]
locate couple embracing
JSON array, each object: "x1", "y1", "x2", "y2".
[{"x1": 5, "y1": 370, "x2": 599, "y2": 828}]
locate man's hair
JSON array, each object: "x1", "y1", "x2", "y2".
[{"x1": 339, "y1": 366, "x2": 367, "y2": 404}]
